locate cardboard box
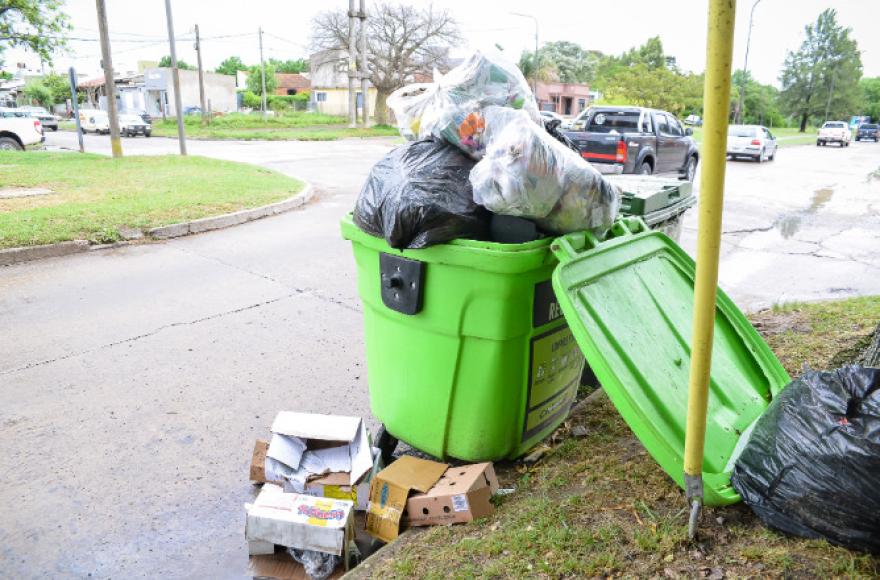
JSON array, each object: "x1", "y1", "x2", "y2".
[
  {"x1": 268, "y1": 412, "x2": 374, "y2": 490},
  {"x1": 247, "y1": 551, "x2": 344, "y2": 580},
  {"x1": 366, "y1": 455, "x2": 447, "y2": 542},
  {"x1": 303, "y1": 471, "x2": 371, "y2": 511},
  {"x1": 250, "y1": 439, "x2": 270, "y2": 484},
  {"x1": 245, "y1": 484, "x2": 354, "y2": 558},
  {"x1": 404, "y1": 463, "x2": 500, "y2": 527}
]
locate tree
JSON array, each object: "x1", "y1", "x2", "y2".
[
  {"x1": 730, "y1": 70, "x2": 785, "y2": 127},
  {"x1": 533, "y1": 41, "x2": 600, "y2": 84},
  {"x1": 269, "y1": 58, "x2": 308, "y2": 74},
  {"x1": 158, "y1": 55, "x2": 195, "y2": 70},
  {"x1": 311, "y1": 3, "x2": 460, "y2": 124},
  {"x1": 22, "y1": 79, "x2": 51, "y2": 107},
  {"x1": 601, "y1": 65, "x2": 703, "y2": 117},
  {"x1": 517, "y1": 51, "x2": 558, "y2": 84},
  {"x1": 0, "y1": 0, "x2": 70, "y2": 64},
  {"x1": 215, "y1": 56, "x2": 246, "y2": 76},
  {"x1": 246, "y1": 63, "x2": 277, "y2": 95},
  {"x1": 593, "y1": 36, "x2": 668, "y2": 91},
  {"x1": 859, "y1": 77, "x2": 880, "y2": 122},
  {"x1": 779, "y1": 9, "x2": 862, "y2": 132}
]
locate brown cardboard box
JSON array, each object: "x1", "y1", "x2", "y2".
[
  {"x1": 365, "y1": 456, "x2": 447, "y2": 542},
  {"x1": 404, "y1": 463, "x2": 500, "y2": 527},
  {"x1": 247, "y1": 552, "x2": 344, "y2": 580},
  {"x1": 250, "y1": 439, "x2": 270, "y2": 483}
]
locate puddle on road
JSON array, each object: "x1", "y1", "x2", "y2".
[{"x1": 770, "y1": 186, "x2": 835, "y2": 239}]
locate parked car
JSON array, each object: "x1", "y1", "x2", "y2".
[
  {"x1": 0, "y1": 112, "x2": 44, "y2": 150},
  {"x1": 124, "y1": 109, "x2": 152, "y2": 124},
  {"x1": 539, "y1": 110, "x2": 573, "y2": 131},
  {"x1": 569, "y1": 107, "x2": 591, "y2": 131},
  {"x1": 817, "y1": 121, "x2": 851, "y2": 147},
  {"x1": 564, "y1": 106, "x2": 700, "y2": 180},
  {"x1": 855, "y1": 123, "x2": 878, "y2": 142},
  {"x1": 684, "y1": 114, "x2": 703, "y2": 126},
  {"x1": 119, "y1": 114, "x2": 151, "y2": 137},
  {"x1": 18, "y1": 105, "x2": 59, "y2": 131},
  {"x1": 78, "y1": 109, "x2": 110, "y2": 134},
  {"x1": 183, "y1": 106, "x2": 202, "y2": 116},
  {"x1": 726, "y1": 124, "x2": 777, "y2": 162}
]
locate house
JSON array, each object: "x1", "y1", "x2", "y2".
[
  {"x1": 275, "y1": 73, "x2": 310, "y2": 96},
  {"x1": 308, "y1": 49, "x2": 376, "y2": 117},
  {"x1": 535, "y1": 81, "x2": 593, "y2": 117},
  {"x1": 142, "y1": 68, "x2": 236, "y2": 116}
]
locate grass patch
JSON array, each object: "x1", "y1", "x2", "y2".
[
  {"x1": 366, "y1": 296, "x2": 880, "y2": 579},
  {"x1": 692, "y1": 126, "x2": 819, "y2": 148},
  {"x1": 0, "y1": 151, "x2": 303, "y2": 248}
]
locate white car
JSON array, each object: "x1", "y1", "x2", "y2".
[
  {"x1": 78, "y1": 109, "x2": 110, "y2": 134},
  {"x1": 0, "y1": 108, "x2": 44, "y2": 150},
  {"x1": 726, "y1": 124, "x2": 777, "y2": 162},
  {"x1": 817, "y1": 121, "x2": 851, "y2": 147},
  {"x1": 569, "y1": 108, "x2": 592, "y2": 131},
  {"x1": 119, "y1": 114, "x2": 151, "y2": 137}
]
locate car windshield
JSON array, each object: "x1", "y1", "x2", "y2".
[
  {"x1": 728, "y1": 127, "x2": 757, "y2": 138},
  {"x1": 824, "y1": 122, "x2": 846, "y2": 128},
  {"x1": 588, "y1": 111, "x2": 640, "y2": 133},
  {"x1": 860, "y1": 124, "x2": 877, "y2": 129}
]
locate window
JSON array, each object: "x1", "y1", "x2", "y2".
[
  {"x1": 588, "y1": 111, "x2": 641, "y2": 134},
  {"x1": 315, "y1": 92, "x2": 327, "y2": 102},
  {"x1": 655, "y1": 113, "x2": 670, "y2": 135},
  {"x1": 666, "y1": 115, "x2": 683, "y2": 137},
  {"x1": 641, "y1": 113, "x2": 653, "y2": 133},
  {"x1": 577, "y1": 98, "x2": 586, "y2": 110},
  {"x1": 763, "y1": 128, "x2": 773, "y2": 139},
  {"x1": 286, "y1": 88, "x2": 297, "y2": 95}
]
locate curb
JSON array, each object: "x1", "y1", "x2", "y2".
[{"x1": 0, "y1": 185, "x2": 313, "y2": 267}]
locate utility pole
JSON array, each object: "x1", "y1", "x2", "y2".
[
  {"x1": 194, "y1": 24, "x2": 208, "y2": 123},
  {"x1": 735, "y1": 0, "x2": 761, "y2": 125},
  {"x1": 358, "y1": 0, "x2": 369, "y2": 127},
  {"x1": 511, "y1": 12, "x2": 539, "y2": 100},
  {"x1": 347, "y1": 0, "x2": 357, "y2": 128},
  {"x1": 258, "y1": 26, "x2": 267, "y2": 120},
  {"x1": 163, "y1": 0, "x2": 187, "y2": 155},
  {"x1": 95, "y1": 0, "x2": 122, "y2": 158},
  {"x1": 68, "y1": 67, "x2": 84, "y2": 153}
]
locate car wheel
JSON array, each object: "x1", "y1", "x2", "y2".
[
  {"x1": 681, "y1": 156, "x2": 697, "y2": 181},
  {"x1": 639, "y1": 161, "x2": 653, "y2": 175},
  {"x1": 0, "y1": 137, "x2": 23, "y2": 151},
  {"x1": 757, "y1": 148, "x2": 765, "y2": 163},
  {"x1": 816, "y1": 141, "x2": 822, "y2": 146},
  {"x1": 145, "y1": 132, "x2": 151, "y2": 138},
  {"x1": 769, "y1": 148, "x2": 776, "y2": 161}
]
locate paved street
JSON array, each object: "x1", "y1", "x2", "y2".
[{"x1": 2, "y1": 131, "x2": 879, "y2": 577}]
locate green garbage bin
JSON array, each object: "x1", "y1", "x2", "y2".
[
  {"x1": 608, "y1": 175, "x2": 696, "y2": 242},
  {"x1": 341, "y1": 214, "x2": 586, "y2": 462}
]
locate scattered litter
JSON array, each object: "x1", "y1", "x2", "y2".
[
  {"x1": 523, "y1": 444, "x2": 552, "y2": 464},
  {"x1": 571, "y1": 425, "x2": 589, "y2": 438},
  {"x1": 288, "y1": 549, "x2": 340, "y2": 580},
  {"x1": 404, "y1": 463, "x2": 499, "y2": 528},
  {"x1": 731, "y1": 366, "x2": 880, "y2": 553},
  {"x1": 352, "y1": 139, "x2": 489, "y2": 249},
  {"x1": 0, "y1": 187, "x2": 55, "y2": 199},
  {"x1": 494, "y1": 488, "x2": 516, "y2": 496},
  {"x1": 247, "y1": 551, "x2": 343, "y2": 580},
  {"x1": 366, "y1": 455, "x2": 447, "y2": 542},
  {"x1": 250, "y1": 439, "x2": 270, "y2": 484}
]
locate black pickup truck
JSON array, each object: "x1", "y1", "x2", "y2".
[{"x1": 566, "y1": 106, "x2": 700, "y2": 180}]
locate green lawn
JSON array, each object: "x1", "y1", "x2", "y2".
[
  {"x1": 0, "y1": 152, "x2": 303, "y2": 248},
  {"x1": 365, "y1": 297, "x2": 880, "y2": 579},
  {"x1": 692, "y1": 126, "x2": 819, "y2": 148}
]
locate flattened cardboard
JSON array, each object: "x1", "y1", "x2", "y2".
[
  {"x1": 404, "y1": 463, "x2": 500, "y2": 527},
  {"x1": 245, "y1": 484, "x2": 353, "y2": 556},
  {"x1": 247, "y1": 552, "x2": 344, "y2": 580},
  {"x1": 366, "y1": 456, "x2": 447, "y2": 542},
  {"x1": 250, "y1": 439, "x2": 270, "y2": 483},
  {"x1": 267, "y1": 433, "x2": 307, "y2": 470}
]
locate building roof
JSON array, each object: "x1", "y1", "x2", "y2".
[
  {"x1": 275, "y1": 73, "x2": 310, "y2": 91},
  {"x1": 79, "y1": 77, "x2": 105, "y2": 88}
]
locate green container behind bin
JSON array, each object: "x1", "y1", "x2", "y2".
[{"x1": 341, "y1": 214, "x2": 585, "y2": 462}]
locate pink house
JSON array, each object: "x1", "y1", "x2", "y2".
[{"x1": 535, "y1": 81, "x2": 592, "y2": 117}]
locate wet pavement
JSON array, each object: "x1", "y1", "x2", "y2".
[{"x1": 1, "y1": 132, "x2": 879, "y2": 578}]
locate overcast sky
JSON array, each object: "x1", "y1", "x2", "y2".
[{"x1": 5, "y1": 0, "x2": 879, "y2": 87}]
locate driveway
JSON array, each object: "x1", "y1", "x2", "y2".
[{"x1": 1, "y1": 132, "x2": 879, "y2": 578}]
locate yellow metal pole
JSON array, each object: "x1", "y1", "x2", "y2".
[{"x1": 684, "y1": 0, "x2": 736, "y2": 538}]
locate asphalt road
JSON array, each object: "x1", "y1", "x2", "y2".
[{"x1": 1, "y1": 131, "x2": 879, "y2": 578}]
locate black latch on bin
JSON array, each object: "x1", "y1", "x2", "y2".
[{"x1": 380, "y1": 253, "x2": 425, "y2": 315}]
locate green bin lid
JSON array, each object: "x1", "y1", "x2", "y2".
[{"x1": 550, "y1": 218, "x2": 790, "y2": 506}]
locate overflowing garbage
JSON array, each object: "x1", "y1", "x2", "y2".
[
  {"x1": 245, "y1": 411, "x2": 501, "y2": 579},
  {"x1": 363, "y1": 48, "x2": 620, "y2": 248},
  {"x1": 731, "y1": 366, "x2": 880, "y2": 553}
]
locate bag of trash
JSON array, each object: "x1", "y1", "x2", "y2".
[
  {"x1": 388, "y1": 49, "x2": 540, "y2": 159},
  {"x1": 353, "y1": 139, "x2": 489, "y2": 249},
  {"x1": 469, "y1": 107, "x2": 620, "y2": 236},
  {"x1": 288, "y1": 548, "x2": 340, "y2": 580},
  {"x1": 730, "y1": 366, "x2": 880, "y2": 553}
]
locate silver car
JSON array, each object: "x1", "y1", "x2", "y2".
[{"x1": 727, "y1": 124, "x2": 777, "y2": 162}]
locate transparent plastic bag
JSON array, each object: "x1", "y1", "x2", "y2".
[
  {"x1": 288, "y1": 548, "x2": 340, "y2": 580},
  {"x1": 388, "y1": 49, "x2": 540, "y2": 159},
  {"x1": 470, "y1": 107, "x2": 620, "y2": 236}
]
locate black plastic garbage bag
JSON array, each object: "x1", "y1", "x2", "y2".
[
  {"x1": 731, "y1": 366, "x2": 880, "y2": 553},
  {"x1": 353, "y1": 139, "x2": 489, "y2": 249}
]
